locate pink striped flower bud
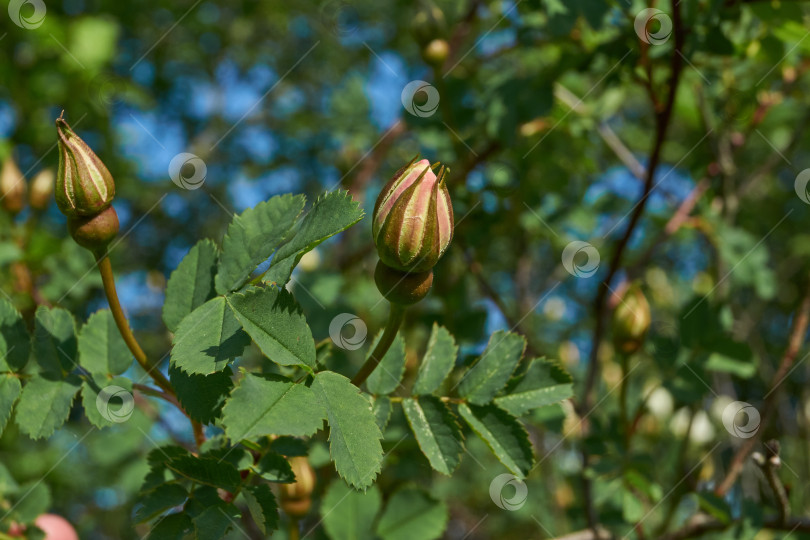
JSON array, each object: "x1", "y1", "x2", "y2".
[
  {"x1": 55, "y1": 114, "x2": 115, "y2": 218},
  {"x1": 372, "y1": 157, "x2": 453, "y2": 273}
]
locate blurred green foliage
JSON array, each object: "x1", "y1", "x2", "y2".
[{"x1": 3, "y1": 0, "x2": 810, "y2": 538}]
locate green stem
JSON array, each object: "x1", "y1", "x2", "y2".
[
  {"x1": 97, "y1": 254, "x2": 205, "y2": 448},
  {"x1": 288, "y1": 519, "x2": 300, "y2": 540},
  {"x1": 350, "y1": 304, "x2": 405, "y2": 387},
  {"x1": 97, "y1": 255, "x2": 173, "y2": 393}
]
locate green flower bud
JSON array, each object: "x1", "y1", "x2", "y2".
[
  {"x1": 374, "y1": 260, "x2": 433, "y2": 306},
  {"x1": 280, "y1": 456, "x2": 316, "y2": 518},
  {"x1": 612, "y1": 284, "x2": 651, "y2": 355},
  {"x1": 29, "y1": 168, "x2": 55, "y2": 210},
  {"x1": 67, "y1": 205, "x2": 120, "y2": 255},
  {"x1": 422, "y1": 38, "x2": 449, "y2": 68},
  {"x1": 1, "y1": 156, "x2": 27, "y2": 215},
  {"x1": 373, "y1": 157, "x2": 454, "y2": 273},
  {"x1": 55, "y1": 114, "x2": 115, "y2": 218}
]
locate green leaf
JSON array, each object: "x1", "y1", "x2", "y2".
[
  {"x1": 321, "y1": 481, "x2": 381, "y2": 540},
  {"x1": 263, "y1": 256, "x2": 297, "y2": 288},
  {"x1": 623, "y1": 489, "x2": 645, "y2": 523},
  {"x1": 0, "y1": 462, "x2": 19, "y2": 495},
  {"x1": 375, "y1": 487, "x2": 448, "y2": 540},
  {"x1": 371, "y1": 396, "x2": 392, "y2": 432},
  {"x1": 252, "y1": 452, "x2": 295, "y2": 483},
  {"x1": 412, "y1": 324, "x2": 457, "y2": 395},
  {"x1": 365, "y1": 332, "x2": 406, "y2": 395},
  {"x1": 402, "y1": 396, "x2": 464, "y2": 475},
  {"x1": 7, "y1": 482, "x2": 51, "y2": 524},
  {"x1": 15, "y1": 374, "x2": 81, "y2": 439},
  {"x1": 135, "y1": 483, "x2": 188, "y2": 522},
  {"x1": 81, "y1": 376, "x2": 134, "y2": 428},
  {"x1": 243, "y1": 484, "x2": 279, "y2": 535},
  {"x1": 163, "y1": 239, "x2": 219, "y2": 333},
  {"x1": 705, "y1": 339, "x2": 757, "y2": 379},
  {"x1": 165, "y1": 454, "x2": 242, "y2": 491},
  {"x1": 495, "y1": 358, "x2": 573, "y2": 416},
  {"x1": 226, "y1": 287, "x2": 316, "y2": 368},
  {"x1": 221, "y1": 373, "x2": 325, "y2": 441},
  {"x1": 0, "y1": 374, "x2": 21, "y2": 436},
  {"x1": 147, "y1": 513, "x2": 193, "y2": 540},
  {"x1": 458, "y1": 331, "x2": 526, "y2": 405},
  {"x1": 78, "y1": 310, "x2": 132, "y2": 376},
  {"x1": 270, "y1": 436, "x2": 308, "y2": 457},
  {"x1": 697, "y1": 492, "x2": 733, "y2": 525},
  {"x1": 215, "y1": 194, "x2": 305, "y2": 293},
  {"x1": 192, "y1": 502, "x2": 240, "y2": 540},
  {"x1": 0, "y1": 298, "x2": 30, "y2": 372},
  {"x1": 170, "y1": 365, "x2": 233, "y2": 424},
  {"x1": 458, "y1": 403, "x2": 534, "y2": 478},
  {"x1": 268, "y1": 190, "x2": 364, "y2": 285},
  {"x1": 33, "y1": 306, "x2": 78, "y2": 377},
  {"x1": 311, "y1": 371, "x2": 383, "y2": 489},
  {"x1": 203, "y1": 446, "x2": 253, "y2": 471},
  {"x1": 170, "y1": 296, "x2": 250, "y2": 375},
  {"x1": 142, "y1": 446, "x2": 189, "y2": 490}
]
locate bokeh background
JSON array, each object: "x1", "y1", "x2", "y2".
[{"x1": 3, "y1": 0, "x2": 810, "y2": 538}]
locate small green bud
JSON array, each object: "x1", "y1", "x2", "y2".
[
  {"x1": 280, "y1": 456, "x2": 316, "y2": 518},
  {"x1": 612, "y1": 284, "x2": 651, "y2": 355},
  {"x1": 374, "y1": 260, "x2": 434, "y2": 306},
  {"x1": 1, "y1": 156, "x2": 27, "y2": 215},
  {"x1": 55, "y1": 114, "x2": 115, "y2": 218},
  {"x1": 68, "y1": 205, "x2": 120, "y2": 255},
  {"x1": 29, "y1": 168, "x2": 55, "y2": 210},
  {"x1": 372, "y1": 157, "x2": 454, "y2": 273},
  {"x1": 421, "y1": 38, "x2": 449, "y2": 68}
]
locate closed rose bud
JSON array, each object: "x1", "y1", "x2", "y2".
[
  {"x1": 1, "y1": 156, "x2": 27, "y2": 215},
  {"x1": 612, "y1": 284, "x2": 651, "y2": 355},
  {"x1": 280, "y1": 456, "x2": 316, "y2": 518},
  {"x1": 29, "y1": 168, "x2": 55, "y2": 210},
  {"x1": 373, "y1": 157, "x2": 453, "y2": 273},
  {"x1": 55, "y1": 114, "x2": 115, "y2": 218},
  {"x1": 421, "y1": 38, "x2": 449, "y2": 68}
]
